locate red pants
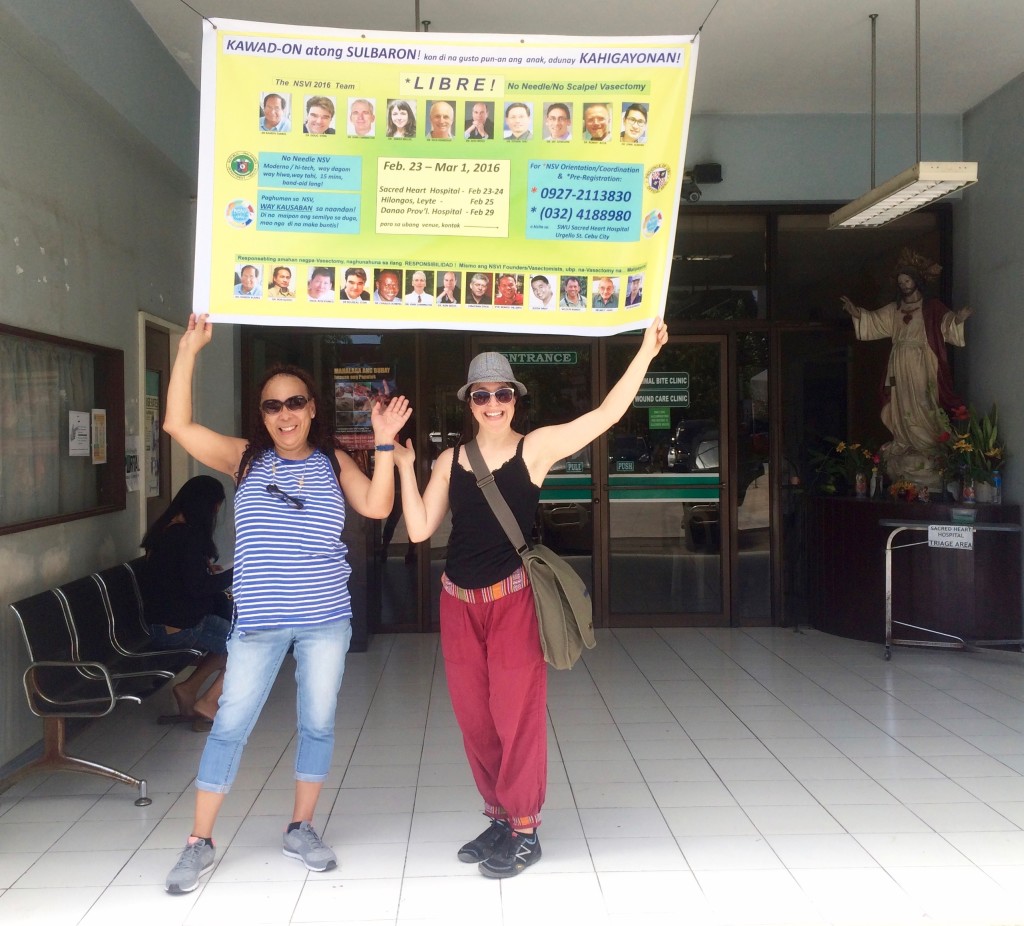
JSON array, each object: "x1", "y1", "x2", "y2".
[{"x1": 440, "y1": 583, "x2": 547, "y2": 829}]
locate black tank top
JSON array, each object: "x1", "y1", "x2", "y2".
[{"x1": 445, "y1": 438, "x2": 540, "y2": 588}]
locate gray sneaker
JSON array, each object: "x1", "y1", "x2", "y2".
[
  {"x1": 282, "y1": 821, "x2": 337, "y2": 872},
  {"x1": 165, "y1": 837, "x2": 215, "y2": 893}
]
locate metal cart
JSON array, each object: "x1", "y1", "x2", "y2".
[{"x1": 882, "y1": 518, "x2": 1023, "y2": 660}]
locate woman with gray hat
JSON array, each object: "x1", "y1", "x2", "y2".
[{"x1": 393, "y1": 317, "x2": 667, "y2": 878}]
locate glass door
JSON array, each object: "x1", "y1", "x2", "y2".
[{"x1": 602, "y1": 336, "x2": 728, "y2": 626}]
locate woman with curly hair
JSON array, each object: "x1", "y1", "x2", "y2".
[
  {"x1": 161, "y1": 313, "x2": 411, "y2": 894},
  {"x1": 386, "y1": 99, "x2": 417, "y2": 138}
]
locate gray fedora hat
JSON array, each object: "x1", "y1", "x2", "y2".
[{"x1": 457, "y1": 352, "x2": 528, "y2": 400}]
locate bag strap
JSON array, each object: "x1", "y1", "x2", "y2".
[{"x1": 463, "y1": 440, "x2": 530, "y2": 557}]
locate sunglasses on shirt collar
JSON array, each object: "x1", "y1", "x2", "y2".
[{"x1": 265, "y1": 483, "x2": 304, "y2": 509}]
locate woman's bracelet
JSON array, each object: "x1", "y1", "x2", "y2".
[{"x1": 375, "y1": 443, "x2": 395, "y2": 452}]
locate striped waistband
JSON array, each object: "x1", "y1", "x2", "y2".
[{"x1": 441, "y1": 566, "x2": 529, "y2": 603}]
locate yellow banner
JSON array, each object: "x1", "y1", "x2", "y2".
[{"x1": 197, "y1": 20, "x2": 698, "y2": 335}]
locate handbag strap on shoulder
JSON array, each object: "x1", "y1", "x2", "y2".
[{"x1": 463, "y1": 440, "x2": 530, "y2": 556}]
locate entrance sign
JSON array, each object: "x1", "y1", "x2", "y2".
[
  {"x1": 503, "y1": 351, "x2": 578, "y2": 365},
  {"x1": 197, "y1": 20, "x2": 698, "y2": 335}
]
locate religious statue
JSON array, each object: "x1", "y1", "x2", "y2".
[{"x1": 841, "y1": 258, "x2": 973, "y2": 490}]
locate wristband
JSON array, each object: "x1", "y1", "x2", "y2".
[{"x1": 375, "y1": 443, "x2": 395, "y2": 452}]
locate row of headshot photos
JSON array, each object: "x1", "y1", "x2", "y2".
[
  {"x1": 234, "y1": 264, "x2": 645, "y2": 309},
  {"x1": 260, "y1": 93, "x2": 649, "y2": 144}
]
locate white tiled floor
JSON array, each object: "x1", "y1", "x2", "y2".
[{"x1": 3, "y1": 627, "x2": 1024, "y2": 924}]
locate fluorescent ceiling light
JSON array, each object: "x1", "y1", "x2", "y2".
[
  {"x1": 681, "y1": 254, "x2": 733, "y2": 261},
  {"x1": 828, "y1": 161, "x2": 978, "y2": 229}
]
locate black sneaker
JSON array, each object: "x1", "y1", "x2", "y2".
[
  {"x1": 457, "y1": 818, "x2": 510, "y2": 863},
  {"x1": 478, "y1": 829, "x2": 542, "y2": 878}
]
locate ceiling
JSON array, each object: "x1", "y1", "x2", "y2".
[{"x1": 128, "y1": 0, "x2": 1024, "y2": 115}]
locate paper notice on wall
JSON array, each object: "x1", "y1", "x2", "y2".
[
  {"x1": 125, "y1": 435, "x2": 141, "y2": 492},
  {"x1": 69, "y1": 411, "x2": 90, "y2": 457}
]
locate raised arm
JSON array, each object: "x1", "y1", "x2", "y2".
[
  {"x1": 163, "y1": 314, "x2": 247, "y2": 477},
  {"x1": 336, "y1": 395, "x2": 412, "y2": 518},
  {"x1": 523, "y1": 317, "x2": 668, "y2": 479},
  {"x1": 393, "y1": 442, "x2": 453, "y2": 542}
]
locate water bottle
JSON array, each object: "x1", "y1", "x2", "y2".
[{"x1": 992, "y1": 471, "x2": 1002, "y2": 505}]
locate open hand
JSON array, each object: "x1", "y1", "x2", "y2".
[
  {"x1": 372, "y1": 395, "x2": 412, "y2": 442},
  {"x1": 840, "y1": 296, "x2": 862, "y2": 319}
]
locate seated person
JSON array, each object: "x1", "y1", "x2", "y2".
[{"x1": 141, "y1": 475, "x2": 233, "y2": 731}]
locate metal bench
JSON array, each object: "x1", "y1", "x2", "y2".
[{"x1": 0, "y1": 565, "x2": 203, "y2": 805}]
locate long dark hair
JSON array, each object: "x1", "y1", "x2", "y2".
[
  {"x1": 141, "y1": 475, "x2": 225, "y2": 561},
  {"x1": 386, "y1": 99, "x2": 417, "y2": 137},
  {"x1": 236, "y1": 364, "x2": 340, "y2": 484}
]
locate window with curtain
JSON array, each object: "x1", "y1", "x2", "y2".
[{"x1": 0, "y1": 326, "x2": 124, "y2": 533}]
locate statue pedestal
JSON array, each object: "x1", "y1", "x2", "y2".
[{"x1": 882, "y1": 444, "x2": 943, "y2": 492}]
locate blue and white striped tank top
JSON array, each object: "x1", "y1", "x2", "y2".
[{"x1": 232, "y1": 449, "x2": 351, "y2": 631}]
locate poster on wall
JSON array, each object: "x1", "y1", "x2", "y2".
[
  {"x1": 334, "y1": 362, "x2": 397, "y2": 451},
  {"x1": 196, "y1": 20, "x2": 698, "y2": 335},
  {"x1": 144, "y1": 375, "x2": 161, "y2": 498},
  {"x1": 91, "y1": 409, "x2": 108, "y2": 465},
  {"x1": 125, "y1": 435, "x2": 141, "y2": 493}
]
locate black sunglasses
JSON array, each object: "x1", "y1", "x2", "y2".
[
  {"x1": 260, "y1": 395, "x2": 310, "y2": 415},
  {"x1": 265, "y1": 483, "x2": 304, "y2": 509},
  {"x1": 469, "y1": 388, "x2": 516, "y2": 407}
]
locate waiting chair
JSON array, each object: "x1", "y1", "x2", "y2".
[
  {"x1": 1, "y1": 591, "x2": 152, "y2": 805},
  {"x1": 55, "y1": 576, "x2": 192, "y2": 685},
  {"x1": 93, "y1": 564, "x2": 200, "y2": 668}
]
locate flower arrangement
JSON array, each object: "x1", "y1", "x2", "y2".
[
  {"x1": 810, "y1": 437, "x2": 880, "y2": 495},
  {"x1": 933, "y1": 402, "x2": 1007, "y2": 485},
  {"x1": 888, "y1": 480, "x2": 919, "y2": 502}
]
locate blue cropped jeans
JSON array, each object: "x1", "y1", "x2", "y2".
[{"x1": 195, "y1": 618, "x2": 352, "y2": 793}]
